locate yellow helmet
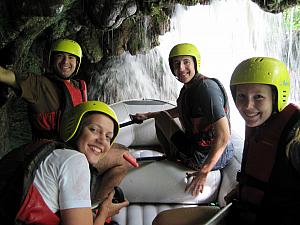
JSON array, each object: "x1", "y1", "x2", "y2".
[
  {"x1": 60, "y1": 101, "x2": 119, "y2": 144},
  {"x1": 230, "y1": 57, "x2": 290, "y2": 112},
  {"x1": 49, "y1": 39, "x2": 82, "y2": 75},
  {"x1": 168, "y1": 43, "x2": 201, "y2": 75}
]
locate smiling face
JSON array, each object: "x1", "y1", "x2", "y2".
[
  {"x1": 171, "y1": 56, "x2": 196, "y2": 84},
  {"x1": 53, "y1": 52, "x2": 78, "y2": 79},
  {"x1": 75, "y1": 113, "x2": 114, "y2": 166},
  {"x1": 235, "y1": 84, "x2": 274, "y2": 127}
]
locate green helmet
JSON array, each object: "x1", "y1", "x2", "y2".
[
  {"x1": 168, "y1": 43, "x2": 201, "y2": 75},
  {"x1": 60, "y1": 101, "x2": 119, "y2": 144},
  {"x1": 230, "y1": 57, "x2": 290, "y2": 112},
  {"x1": 49, "y1": 39, "x2": 82, "y2": 75}
]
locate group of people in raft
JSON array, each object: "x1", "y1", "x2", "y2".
[{"x1": 0, "y1": 38, "x2": 299, "y2": 225}]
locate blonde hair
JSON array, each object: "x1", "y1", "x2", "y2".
[{"x1": 286, "y1": 127, "x2": 300, "y2": 159}]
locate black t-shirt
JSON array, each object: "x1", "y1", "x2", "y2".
[{"x1": 177, "y1": 74, "x2": 229, "y2": 141}]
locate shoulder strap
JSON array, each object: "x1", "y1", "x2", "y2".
[
  {"x1": 0, "y1": 140, "x2": 66, "y2": 225},
  {"x1": 208, "y1": 77, "x2": 230, "y2": 114},
  {"x1": 55, "y1": 79, "x2": 87, "y2": 133},
  {"x1": 196, "y1": 75, "x2": 230, "y2": 113},
  {"x1": 79, "y1": 79, "x2": 87, "y2": 102},
  {"x1": 21, "y1": 140, "x2": 67, "y2": 201}
]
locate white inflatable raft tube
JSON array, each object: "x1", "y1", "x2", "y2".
[{"x1": 110, "y1": 99, "x2": 243, "y2": 225}]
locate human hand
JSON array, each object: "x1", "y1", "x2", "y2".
[
  {"x1": 130, "y1": 113, "x2": 149, "y2": 122},
  {"x1": 97, "y1": 190, "x2": 129, "y2": 220},
  {"x1": 185, "y1": 170, "x2": 208, "y2": 197}
]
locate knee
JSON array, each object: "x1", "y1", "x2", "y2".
[
  {"x1": 152, "y1": 212, "x2": 169, "y2": 225},
  {"x1": 155, "y1": 111, "x2": 172, "y2": 123}
]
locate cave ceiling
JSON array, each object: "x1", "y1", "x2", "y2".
[{"x1": 0, "y1": 0, "x2": 298, "y2": 75}]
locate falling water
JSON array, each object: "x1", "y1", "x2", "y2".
[
  {"x1": 89, "y1": 0, "x2": 300, "y2": 134},
  {"x1": 88, "y1": 49, "x2": 179, "y2": 103}
]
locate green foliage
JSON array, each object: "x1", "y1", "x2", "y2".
[
  {"x1": 150, "y1": 5, "x2": 169, "y2": 25},
  {"x1": 283, "y1": 5, "x2": 300, "y2": 30},
  {"x1": 126, "y1": 14, "x2": 139, "y2": 25}
]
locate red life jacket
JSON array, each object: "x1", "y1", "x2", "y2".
[
  {"x1": 200, "y1": 76, "x2": 230, "y2": 114},
  {"x1": 0, "y1": 140, "x2": 65, "y2": 225},
  {"x1": 16, "y1": 183, "x2": 60, "y2": 225},
  {"x1": 31, "y1": 79, "x2": 87, "y2": 140},
  {"x1": 238, "y1": 103, "x2": 300, "y2": 209},
  {"x1": 0, "y1": 140, "x2": 98, "y2": 225}
]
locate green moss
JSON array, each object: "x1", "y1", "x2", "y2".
[
  {"x1": 51, "y1": 20, "x2": 68, "y2": 37},
  {"x1": 283, "y1": 5, "x2": 300, "y2": 30},
  {"x1": 150, "y1": 5, "x2": 169, "y2": 25},
  {"x1": 23, "y1": 50, "x2": 44, "y2": 74}
]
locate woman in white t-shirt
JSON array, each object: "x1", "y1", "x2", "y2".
[{"x1": 15, "y1": 101, "x2": 129, "y2": 225}]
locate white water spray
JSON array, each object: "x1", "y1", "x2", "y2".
[
  {"x1": 89, "y1": 0, "x2": 299, "y2": 134},
  {"x1": 88, "y1": 49, "x2": 179, "y2": 103}
]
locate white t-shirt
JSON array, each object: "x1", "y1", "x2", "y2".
[{"x1": 33, "y1": 149, "x2": 91, "y2": 213}]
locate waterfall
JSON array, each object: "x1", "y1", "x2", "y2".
[
  {"x1": 88, "y1": 49, "x2": 179, "y2": 103},
  {"x1": 89, "y1": 0, "x2": 299, "y2": 134}
]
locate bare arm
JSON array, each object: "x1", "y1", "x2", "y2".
[
  {"x1": 166, "y1": 107, "x2": 179, "y2": 118},
  {"x1": 132, "y1": 106, "x2": 179, "y2": 121},
  {"x1": 60, "y1": 191, "x2": 129, "y2": 225},
  {"x1": 0, "y1": 66, "x2": 17, "y2": 88},
  {"x1": 185, "y1": 116, "x2": 230, "y2": 196},
  {"x1": 61, "y1": 207, "x2": 94, "y2": 225}
]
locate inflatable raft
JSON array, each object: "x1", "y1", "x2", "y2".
[{"x1": 110, "y1": 99, "x2": 243, "y2": 225}]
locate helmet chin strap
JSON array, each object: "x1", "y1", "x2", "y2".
[{"x1": 271, "y1": 87, "x2": 279, "y2": 113}]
